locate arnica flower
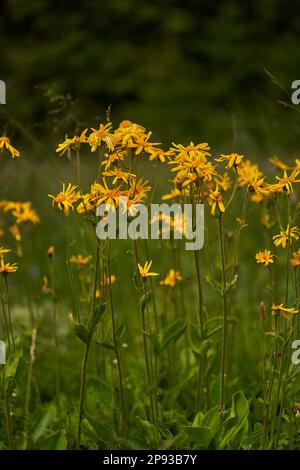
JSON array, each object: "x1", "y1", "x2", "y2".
[
  {"x1": 274, "y1": 169, "x2": 300, "y2": 194},
  {"x1": 269, "y1": 156, "x2": 291, "y2": 170},
  {"x1": 113, "y1": 120, "x2": 146, "y2": 148},
  {"x1": 273, "y1": 225, "x2": 300, "y2": 248},
  {"x1": 169, "y1": 142, "x2": 211, "y2": 161},
  {"x1": 130, "y1": 131, "x2": 160, "y2": 156},
  {"x1": 95, "y1": 289, "x2": 102, "y2": 299},
  {"x1": 77, "y1": 192, "x2": 95, "y2": 214},
  {"x1": 55, "y1": 129, "x2": 88, "y2": 156},
  {"x1": 70, "y1": 255, "x2": 92, "y2": 268},
  {"x1": 88, "y1": 123, "x2": 114, "y2": 152},
  {"x1": 148, "y1": 148, "x2": 166, "y2": 163},
  {"x1": 0, "y1": 136, "x2": 21, "y2": 158},
  {"x1": 49, "y1": 183, "x2": 81, "y2": 216},
  {"x1": 271, "y1": 303, "x2": 299, "y2": 320},
  {"x1": 237, "y1": 159, "x2": 263, "y2": 188},
  {"x1": 160, "y1": 269, "x2": 182, "y2": 287},
  {"x1": 208, "y1": 185, "x2": 225, "y2": 216},
  {"x1": 102, "y1": 150, "x2": 125, "y2": 170},
  {"x1": 255, "y1": 249, "x2": 274, "y2": 267},
  {"x1": 290, "y1": 249, "x2": 300, "y2": 267},
  {"x1": 93, "y1": 180, "x2": 123, "y2": 209},
  {"x1": 161, "y1": 188, "x2": 182, "y2": 201},
  {"x1": 10, "y1": 224, "x2": 21, "y2": 241},
  {"x1": 101, "y1": 274, "x2": 116, "y2": 286},
  {"x1": 103, "y1": 168, "x2": 136, "y2": 185},
  {"x1": 0, "y1": 247, "x2": 10, "y2": 257},
  {"x1": 214, "y1": 172, "x2": 232, "y2": 191},
  {"x1": 47, "y1": 246, "x2": 55, "y2": 258},
  {"x1": 216, "y1": 153, "x2": 244, "y2": 169},
  {"x1": 12, "y1": 202, "x2": 40, "y2": 224},
  {"x1": 42, "y1": 276, "x2": 50, "y2": 294},
  {"x1": 138, "y1": 260, "x2": 159, "y2": 279},
  {"x1": 0, "y1": 258, "x2": 18, "y2": 274}
]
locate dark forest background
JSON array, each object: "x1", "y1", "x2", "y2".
[{"x1": 1, "y1": 0, "x2": 300, "y2": 157}]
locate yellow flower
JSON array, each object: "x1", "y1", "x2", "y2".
[
  {"x1": 160, "y1": 269, "x2": 182, "y2": 287},
  {"x1": 290, "y1": 249, "x2": 300, "y2": 267},
  {"x1": 216, "y1": 153, "x2": 244, "y2": 168},
  {"x1": 130, "y1": 131, "x2": 160, "y2": 156},
  {"x1": 272, "y1": 303, "x2": 299, "y2": 320},
  {"x1": 269, "y1": 156, "x2": 291, "y2": 170},
  {"x1": 93, "y1": 180, "x2": 123, "y2": 209},
  {"x1": 12, "y1": 202, "x2": 40, "y2": 225},
  {"x1": 10, "y1": 224, "x2": 21, "y2": 241},
  {"x1": 148, "y1": 148, "x2": 166, "y2": 162},
  {"x1": 42, "y1": 276, "x2": 50, "y2": 294},
  {"x1": 95, "y1": 289, "x2": 102, "y2": 299},
  {"x1": 103, "y1": 168, "x2": 136, "y2": 185},
  {"x1": 114, "y1": 120, "x2": 146, "y2": 148},
  {"x1": 55, "y1": 129, "x2": 88, "y2": 156},
  {"x1": 138, "y1": 260, "x2": 159, "y2": 279},
  {"x1": 274, "y1": 169, "x2": 300, "y2": 194},
  {"x1": 161, "y1": 188, "x2": 182, "y2": 201},
  {"x1": 0, "y1": 136, "x2": 21, "y2": 158},
  {"x1": 273, "y1": 225, "x2": 300, "y2": 248},
  {"x1": 88, "y1": 123, "x2": 114, "y2": 152},
  {"x1": 208, "y1": 185, "x2": 225, "y2": 216},
  {"x1": 255, "y1": 249, "x2": 274, "y2": 267},
  {"x1": 169, "y1": 142, "x2": 210, "y2": 161},
  {"x1": 70, "y1": 255, "x2": 92, "y2": 268},
  {"x1": 214, "y1": 172, "x2": 232, "y2": 191},
  {"x1": 0, "y1": 247, "x2": 10, "y2": 258},
  {"x1": 47, "y1": 246, "x2": 55, "y2": 258},
  {"x1": 237, "y1": 159, "x2": 263, "y2": 188},
  {"x1": 49, "y1": 183, "x2": 81, "y2": 216},
  {"x1": 0, "y1": 258, "x2": 18, "y2": 274},
  {"x1": 101, "y1": 274, "x2": 116, "y2": 286},
  {"x1": 102, "y1": 150, "x2": 125, "y2": 170}
]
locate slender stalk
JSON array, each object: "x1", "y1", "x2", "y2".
[
  {"x1": 4, "y1": 390, "x2": 13, "y2": 449},
  {"x1": 65, "y1": 217, "x2": 81, "y2": 322},
  {"x1": 4, "y1": 275, "x2": 14, "y2": 354},
  {"x1": 76, "y1": 149, "x2": 81, "y2": 186},
  {"x1": 50, "y1": 259, "x2": 60, "y2": 398},
  {"x1": 273, "y1": 196, "x2": 291, "y2": 447},
  {"x1": 77, "y1": 340, "x2": 91, "y2": 446},
  {"x1": 107, "y1": 240, "x2": 127, "y2": 432},
  {"x1": 22, "y1": 328, "x2": 37, "y2": 449},
  {"x1": 219, "y1": 215, "x2": 228, "y2": 424},
  {"x1": 0, "y1": 281, "x2": 11, "y2": 354},
  {"x1": 77, "y1": 237, "x2": 100, "y2": 446}
]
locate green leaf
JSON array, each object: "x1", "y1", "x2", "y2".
[
  {"x1": 161, "y1": 319, "x2": 188, "y2": 351},
  {"x1": 91, "y1": 303, "x2": 106, "y2": 332},
  {"x1": 189, "y1": 322, "x2": 201, "y2": 348},
  {"x1": 4, "y1": 353, "x2": 21, "y2": 392},
  {"x1": 220, "y1": 392, "x2": 249, "y2": 449},
  {"x1": 204, "y1": 316, "x2": 237, "y2": 338},
  {"x1": 95, "y1": 339, "x2": 115, "y2": 351},
  {"x1": 116, "y1": 323, "x2": 126, "y2": 342},
  {"x1": 41, "y1": 430, "x2": 67, "y2": 450},
  {"x1": 73, "y1": 322, "x2": 90, "y2": 344},
  {"x1": 184, "y1": 426, "x2": 212, "y2": 448},
  {"x1": 32, "y1": 404, "x2": 57, "y2": 442},
  {"x1": 82, "y1": 417, "x2": 116, "y2": 447}
]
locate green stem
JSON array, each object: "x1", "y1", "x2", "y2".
[
  {"x1": 108, "y1": 240, "x2": 127, "y2": 432},
  {"x1": 219, "y1": 216, "x2": 228, "y2": 423},
  {"x1": 65, "y1": 217, "x2": 81, "y2": 322},
  {"x1": 4, "y1": 276, "x2": 14, "y2": 354}
]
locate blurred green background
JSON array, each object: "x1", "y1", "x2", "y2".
[{"x1": 1, "y1": 0, "x2": 300, "y2": 155}]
